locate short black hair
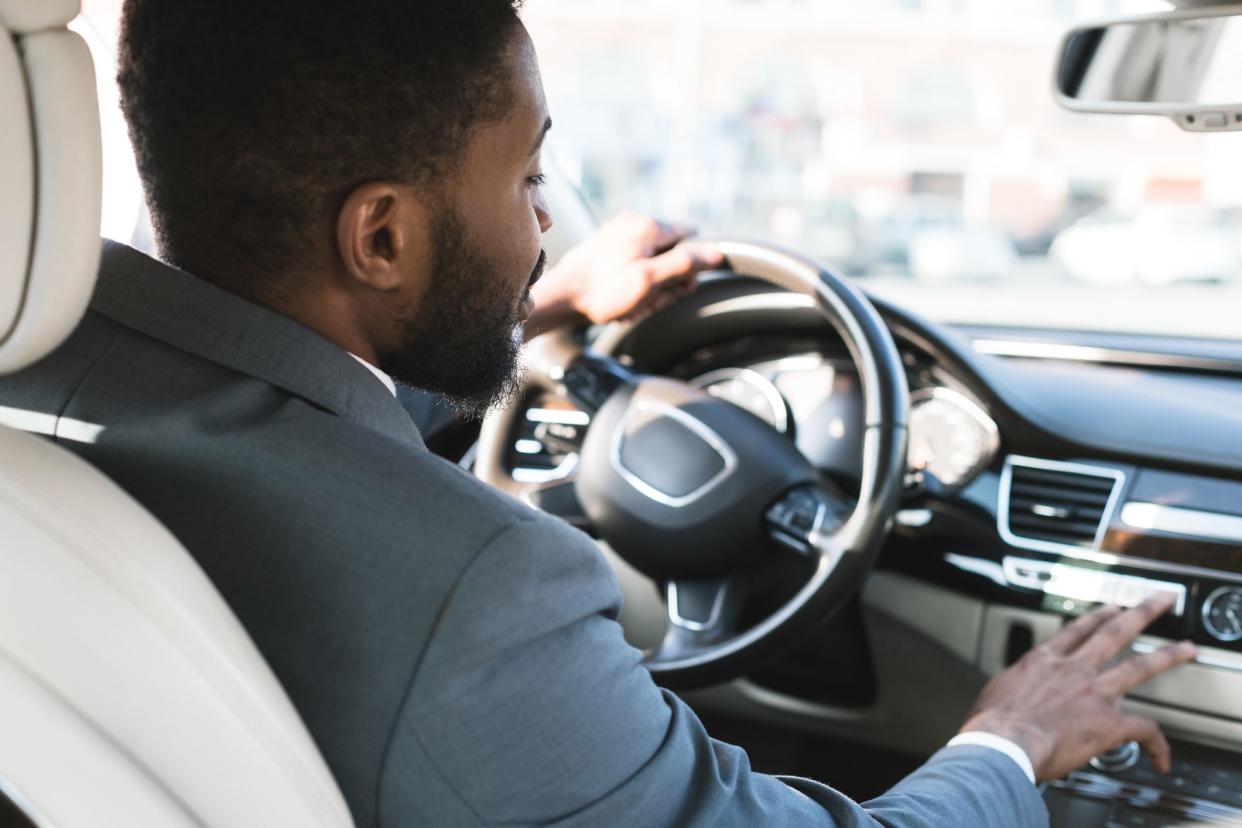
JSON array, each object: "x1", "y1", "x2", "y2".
[{"x1": 118, "y1": 0, "x2": 524, "y2": 300}]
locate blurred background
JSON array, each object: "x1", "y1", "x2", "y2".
[{"x1": 76, "y1": 0, "x2": 1242, "y2": 339}]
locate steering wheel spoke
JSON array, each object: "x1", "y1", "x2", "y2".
[
  {"x1": 653, "y1": 576, "x2": 748, "y2": 660},
  {"x1": 519, "y1": 477, "x2": 594, "y2": 534}
]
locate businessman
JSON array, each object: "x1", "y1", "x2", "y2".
[{"x1": 0, "y1": 1, "x2": 1195, "y2": 825}]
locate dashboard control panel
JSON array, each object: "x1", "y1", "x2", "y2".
[
  {"x1": 1046, "y1": 741, "x2": 1242, "y2": 826},
  {"x1": 1003, "y1": 557, "x2": 1187, "y2": 618}
]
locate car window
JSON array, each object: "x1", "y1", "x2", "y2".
[
  {"x1": 523, "y1": 0, "x2": 1242, "y2": 340},
  {"x1": 75, "y1": 0, "x2": 1242, "y2": 340},
  {"x1": 73, "y1": 0, "x2": 153, "y2": 255}
]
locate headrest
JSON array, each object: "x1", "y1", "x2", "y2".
[{"x1": 0, "y1": 2, "x2": 101, "y2": 375}]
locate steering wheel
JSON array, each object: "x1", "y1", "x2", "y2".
[{"x1": 476, "y1": 240, "x2": 909, "y2": 689}]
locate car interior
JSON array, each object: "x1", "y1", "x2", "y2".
[{"x1": 5, "y1": 1, "x2": 1242, "y2": 827}]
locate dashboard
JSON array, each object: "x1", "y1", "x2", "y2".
[
  {"x1": 505, "y1": 273, "x2": 1242, "y2": 693},
  {"x1": 508, "y1": 275, "x2": 1242, "y2": 649},
  {"x1": 497, "y1": 273, "x2": 1242, "y2": 825}
]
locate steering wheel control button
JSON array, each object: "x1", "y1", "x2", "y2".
[
  {"x1": 767, "y1": 486, "x2": 841, "y2": 555},
  {"x1": 561, "y1": 354, "x2": 637, "y2": 414},
  {"x1": 1202, "y1": 586, "x2": 1242, "y2": 642},
  {"x1": 1089, "y1": 741, "x2": 1141, "y2": 773}
]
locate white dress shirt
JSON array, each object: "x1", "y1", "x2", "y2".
[
  {"x1": 947, "y1": 732, "x2": 1036, "y2": 784},
  {"x1": 348, "y1": 352, "x2": 397, "y2": 397},
  {"x1": 346, "y1": 352, "x2": 1036, "y2": 787}
]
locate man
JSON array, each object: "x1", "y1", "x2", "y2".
[
  {"x1": 0, "y1": 1, "x2": 1196, "y2": 825},
  {"x1": 400, "y1": 210, "x2": 715, "y2": 442}
]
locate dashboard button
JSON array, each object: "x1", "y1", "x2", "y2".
[
  {"x1": 1090, "y1": 742, "x2": 1141, "y2": 773},
  {"x1": 1202, "y1": 586, "x2": 1242, "y2": 642}
]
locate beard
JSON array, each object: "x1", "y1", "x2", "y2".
[{"x1": 376, "y1": 207, "x2": 545, "y2": 421}]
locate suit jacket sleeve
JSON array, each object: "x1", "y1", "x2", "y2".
[{"x1": 379, "y1": 514, "x2": 1050, "y2": 828}]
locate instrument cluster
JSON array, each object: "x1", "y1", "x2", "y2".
[{"x1": 683, "y1": 349, "x2": 1001, "y2": 490}]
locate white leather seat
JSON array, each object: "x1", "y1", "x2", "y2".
[{"x1": 0, "y1": 3, "x2": 354, "y2": 825}]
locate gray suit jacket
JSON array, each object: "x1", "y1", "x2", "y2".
[{"x1": 0, "y1": 241, "x2": 1049, "y2": 827}]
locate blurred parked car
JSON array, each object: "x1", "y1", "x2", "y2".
[
  {"x1": 1050, "y1": 205, "x2": 1242, "y2": 285},
  {"x1": 857, "y1": 194, "x2": 1016, "y2": 282},
  {"x1": 908, "y1": 225, "x2": 1018, "y2": 283}
]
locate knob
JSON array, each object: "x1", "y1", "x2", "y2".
[{"x1": 1089, "y1": 741, "x2": 1140, "y2": 773}]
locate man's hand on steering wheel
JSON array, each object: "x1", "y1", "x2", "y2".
[
  {"x1": 525, "y1": 212, "x2": 725, "y2": 337},
  {"x1": 960, "y1": 593, "x2": 1197, "y2": 783}
]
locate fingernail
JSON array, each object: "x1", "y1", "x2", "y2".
[{"x1": 1178, "y1": 640, "x2": 1197, "y2": 655}]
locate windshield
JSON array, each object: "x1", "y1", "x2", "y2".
[
  {"x1": 523, "y1": 0, "x2": 1242, "y2": 341},
  {"x1": 78, "y1": 0, "x2": 1242, "y2": 341}
]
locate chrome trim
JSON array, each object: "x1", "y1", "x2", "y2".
[
  {"x1": 512, "y1": 453, "x2": 579, "y2": 485},
  {"x1": 1202, "y1": 586, "x2": 1242, "y2": 643},
  {"x1": 1088, "y1": 741, "x2": 1140, "y2": 773},
  {"x1": 807, "y1": 499, "x2": 830, "y2": 548},
  {"x1": 896, "y1": 508, "x2": 934, "y2": 528},
  {"x1": 1121, "y1": 502, "x2": 1242, "y2": 545},
  {"x1": 514, "y1": 439, "x2": 543, "y2": 455},
  {"x1": 943, "y1": 553, "x2": 1007, "y2": 586},
  {"x1": 691, "y1": 367, "x2": 789, "y2": 435},
  {"x1": 667, "y1": 581, "x2": 727, "y2": 632},
  {"x1": 526, "y1": 407, "x2": 591, "y2": 426},
  {"x1": 1001, "y1": 556, "x2": 1187, "y2": 616},
  {"x1": 609, "y1": 400, "x2": 738, "y2": 508},
  {"x1": 1028, "y1": 543, "x2": 1242, "y2": 587},
  {"x1": 997, "y1": 455, "x2": 1127, "y2": 557},
  {"x1": 908, "y1": 386, "x2": 1001, "y2": 489},
  {"x1": 972, "y1": 337, "x2": 1242, "y2": 375},
  {"x1": 1132, "y1": 639, "x2": 1242, "y2": 674}
]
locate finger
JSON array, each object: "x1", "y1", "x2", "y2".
[
  {"x1": 1119, "y1": 715, "x2": 1172, "y2": 773},
  {"x1": 650, "y1": 220, "x2": 695, "y2": 253},
  {"x1": 643, "y1": 246, "x2": 724, "y2": 287},
  {"x1": 1076, "y1": 592, "x2": 1178, "y2": 666},
  {"x1": 1040, "y1": 603, "x2": 1122, "y2": 656},
  {"x1": 1099, "y1": 640, "x2": 1196, "y2": 696},
  {"x1": 679, "y1": 241, "x2": 725, "y2": 271}
]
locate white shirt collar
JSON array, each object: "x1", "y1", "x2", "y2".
[{"x1": 347, "y1": 352, "x2": 397, "y2": 397}]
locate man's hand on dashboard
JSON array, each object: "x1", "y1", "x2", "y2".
[
  {"x1": 959, "y1": 593, "x2": 1197, "y2": 783},
  {"x1": 525, "y1": 212, "x2": 724, "y2": 338}
]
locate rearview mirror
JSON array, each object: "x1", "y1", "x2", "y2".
[{"x1": 1056, "y1": 4, "x2": 1242, "y2": 132}]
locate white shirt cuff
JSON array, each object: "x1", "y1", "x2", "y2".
[{"x1": 946, "y1": 731, "x2": 1037, "y2": 785}]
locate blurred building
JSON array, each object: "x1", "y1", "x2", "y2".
[{"x1": 525, "y1": 0, "x2": 1240, "y2": 272}]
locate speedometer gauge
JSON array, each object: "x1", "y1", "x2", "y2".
[
  {"x1": 691, "y1": 367, "x2": 790, "y2": 434},
  {"x1": 907, "y1": 387, "x2": 999, "y2": 489}
]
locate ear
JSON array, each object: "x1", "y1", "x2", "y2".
[{"x1": 335, "y1": 182, "x2": 431, "y2": 291}]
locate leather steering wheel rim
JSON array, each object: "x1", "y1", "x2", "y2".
[{"x1": 477, "y1": 239, "x2": 909, "y2": 688}]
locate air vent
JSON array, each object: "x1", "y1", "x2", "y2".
[{"x1": 999, "y1": 457, "x2": 1124, "y2": 553}]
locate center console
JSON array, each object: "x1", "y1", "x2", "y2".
[{"x1": 1047, "y1": 741, "x2": 1242, "y2": 826}]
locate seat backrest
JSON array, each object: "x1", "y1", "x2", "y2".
[{"x1": 0, "y1": 4, "x2": 354, "y2": 825}]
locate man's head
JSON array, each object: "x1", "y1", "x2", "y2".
[{"x1": 118, "y1": 1, "x2": 553, "y2": 415}]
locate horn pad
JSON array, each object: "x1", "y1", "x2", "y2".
[{"x1": 574, "y1": 377, "x2": 819, "y2": 580}]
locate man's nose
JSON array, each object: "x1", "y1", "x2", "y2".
[{"x1": 535, "y1": 191, "x2": 554, "y2": 234}]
